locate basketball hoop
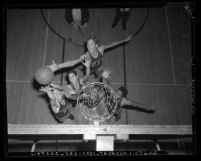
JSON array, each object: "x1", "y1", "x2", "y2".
[{"x1": 77, "y1": 82, "x2": 118, "y2": 124}]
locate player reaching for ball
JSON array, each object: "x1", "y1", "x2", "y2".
[
  {"x1": 39, "y1": 85, "x2": 74, "y2": 123},
  {"x1": 38, "y1": 56, "x2": 91, "y2": 123},
  {"x1": 48, "y1": 35, "x2": 134, "y2": 83}
]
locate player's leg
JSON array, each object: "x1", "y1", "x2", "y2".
[
  {"x1": 112, "y1": 10, "x2": 122, "y2": 28},
  {"x1": 122, "y1": 13, "x2": 130, "y2": 30}
]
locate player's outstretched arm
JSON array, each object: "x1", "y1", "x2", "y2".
[
  {"x1": 103, "y1": 34, "x2": 134, "y2": 52},
  {"x1": 48, "y1": 56, "x2": 84, "y2": 72},
  {"x1": 121, "y1": 98, "x2": 155, "y2": 113}
]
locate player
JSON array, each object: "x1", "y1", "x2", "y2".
[
  {"x1": 114, "y1": 86, "x2": 155, "y2": 121},
  {"x1": 39, "y1": 84, "x2": 74, "y2": 123},
  {"x1": 39, "y1": 56, "x2": 91, "y2": 122},
  {"x1": 48, "y1": 34, "x2": 134, "y2": 83},
  {"x1": 64, "y1": 56, "x2": 91, "y2": 101}
]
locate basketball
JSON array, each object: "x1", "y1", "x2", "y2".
[{"x1": 35, "y1": 67, "x2": 54, "y2": 85}]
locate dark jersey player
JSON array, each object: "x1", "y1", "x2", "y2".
[{"x1": 49, "y1": 35, "x2": 134, "y2": 83}]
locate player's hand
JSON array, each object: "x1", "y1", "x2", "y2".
[
  {"x1": 49, "y1": 83, "x2": 62, "y2": 90},
  {"x1": 40, "y1": 86, "x2": 56, "y2": 100},
  {"x1": 80, "y1": 54, "x2": 87, "y2": 60},
  {"x1": 47, "y1": 60, "x2": 58, "y2": 72},
  {"x1": 81, "y1": 55, "x2": 91, "y2": 67},
  {"x1": 49, "y1": 83, "x2": 57, "y2": 88},
  {"x1": 125, "y1": 35, "x2": 134, "y2": 42},
  {"x1": 39, "y1": 86, "x2": 52, "y2": 93}
]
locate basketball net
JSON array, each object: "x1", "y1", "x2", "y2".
[{"x1": 77, "y1": 82, "x2": 118, "y2": 124}]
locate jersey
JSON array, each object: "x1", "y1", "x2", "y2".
[{"x1": 88, "y1": 48, "x2": 103, "y2": 73}]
